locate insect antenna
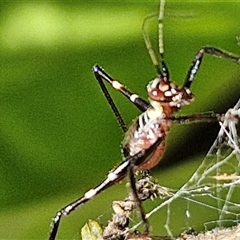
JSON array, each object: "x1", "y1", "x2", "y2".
[
  {"x1": 142, "y1": 13, "x2": 162, "y2": 76},
  {"x1": 142, "y1": 0, "x2": 169, "y2": 79},
  {"x1": 158, "y1": 0, "x2": 169, "y2": 79}
]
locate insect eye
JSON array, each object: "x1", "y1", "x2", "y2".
[{"x1": 149, "y1": 88, "x2": 164, "y2": 101}]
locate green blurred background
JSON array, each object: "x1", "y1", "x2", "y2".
[{"x1": 0, "y1": 0, "x2": 240, "y2": 239}]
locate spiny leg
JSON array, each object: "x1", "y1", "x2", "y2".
[
  {"x1": 48, "y1": 141, "x2": 162, "y2": 240},
  {"x1": 93, "y1": 65, "x2": 149, "y2": 131},
  {"x1": 167, "y1": 112, "x2": 223, "y2": 125},
  {"x1": 184, "y1": 46, "x2": 240, "y2": 88},
  {"x1": 128, "y1": 164, "x2": 149, "y2": 234}
]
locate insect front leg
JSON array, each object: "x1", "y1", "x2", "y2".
[
  {"x1": 167, "y1": 112, "x2": 222, "y2": 125},
  {"x1": 184, "y1": 46, "x2": 240, "y2": 88}
]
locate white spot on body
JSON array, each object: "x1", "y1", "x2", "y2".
[
  {"x1": 138, "y1": 114, "x2": 144, "y2": 129},
  {"x1": 169, "y1": 102, "x2": 178, "y2": 107},
  {"x1": 159, "y1": 84, "x2": 169, "y2": 92},
  {"x1": 143, "y1": 112, "x2": 149, "y2": 125},
  {"x1": 171, "y1": 88, "x2": 177, "y2": 94},
  {"x1": 164, "y1": 90, "x2": 172, "y2": 97},
  {"x1": 148, "y1": 101, "x2": 163, "y2": 120},
  {"x1": 134, "y1": 130, "x2": 140, "y2": 140},
  {"x1": 148, "y1": 128, "x2": 156, "y2": 140}
]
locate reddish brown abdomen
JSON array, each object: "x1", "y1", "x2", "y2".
[{"x1": 122, "y1": 113, "x2": 170, "y2": 171}]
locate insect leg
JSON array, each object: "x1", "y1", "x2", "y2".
[
  {"x1": 49, "y1": 158, "x2": 132, "y2": 240},
  {"x1": 184, "y1": 46, "x2": 240, "y2": 88},
  {"x1": 93, "y1": 65, "x2": 150, "y2": 112},
  {"x1": 166, "y1": 112, "x2": 222, "y2": 124},
  {"x1": 169, "y1": 111, "x2": 240, "y2": 125},
  {"x1": 128, "y1": 163, "x2": 149, "y2": 234},
  {"x1": 49, "y1": 140, "x2": 161, "y2": 240},
  {"x1": 93, "y1": 65, "x2": 150, "y2": 120},
  {"x1": 93, "y1": 64, "x2": 128, "y2": 132}
]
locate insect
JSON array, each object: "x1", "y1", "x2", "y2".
[{"x1": 49, "y1": 0, "x2": 240, "y2": 239}]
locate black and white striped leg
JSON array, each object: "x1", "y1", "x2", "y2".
[
  {"x1": 49, "y1": 159, "x2": 130, "y2": 240},
  {"x1": 93, "y1": 64, "x2": 128, "y2": 132},
  {"x1": 184, "y1": 46, "x2": 240, "y2": 88},
  {"x1": 93, "y1": 65, "x2": 150, "y2": 114},
  {"x1": 48, "y1": 144, "x2": 158, "y2": 240}
]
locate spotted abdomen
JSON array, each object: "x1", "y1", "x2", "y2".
[{"x1": 122, "y1": 110, "x2": 170, "y2": 170}]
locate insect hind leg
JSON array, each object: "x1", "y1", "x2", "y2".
[
  {"x1": 49, "y1": 159, "x2": 130, "y2": 240},
  {"x1": 128, "y1": 164, "x2": 149, "y2": 234},
  {"x1": 49, "y1": 146, "x2": 156, "y2": 240}
]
